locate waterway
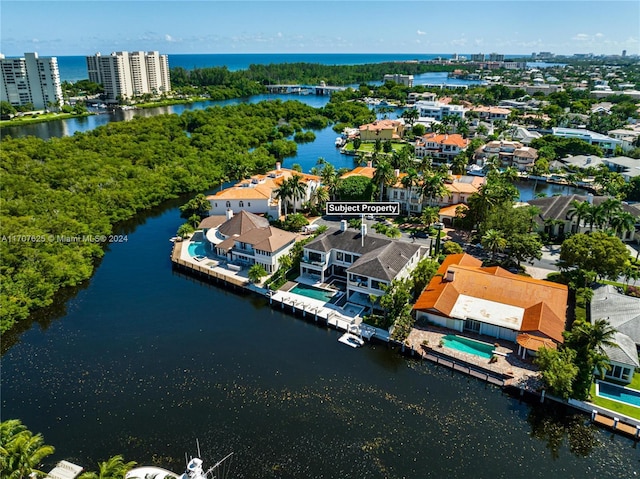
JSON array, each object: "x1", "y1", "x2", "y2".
[{"x1": 2, "y1": 194, "x2": 637, "y2": 478}]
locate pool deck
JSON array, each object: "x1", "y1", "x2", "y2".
[{"x1": 406, "y1": 324, "x2": 541, "y2": 388}]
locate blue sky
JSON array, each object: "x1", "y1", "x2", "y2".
[{"x1": 1, "y1": 1, "x2": 638, "y2": 56}]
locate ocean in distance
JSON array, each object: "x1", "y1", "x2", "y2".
[{"x1": 56, "y1": 52, "x2": 540, "y2": 82}]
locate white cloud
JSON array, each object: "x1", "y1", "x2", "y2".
[
  {"x1": 165, "y1": 34, "x2": 175, "y2": 42},
  {"x1": 417, "y1": 30, "x2": 426, "y2": 36},
  {"x1": 277, "y1": 32, "x2": 282, "y2": 38},
  {"x1": 595, "y1": 32, "x2": 604, "y2": 38},
  {"x1": 573, "y1": 33, "x2": 589, "y2": 41}
]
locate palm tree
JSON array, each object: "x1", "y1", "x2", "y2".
[
  {"x1": 79, "y1": 455, "x2": 137, "y2": 479},
  {"x1": 609, "y1": 210, "x2": 636, "y2": 238},
  {"x1": 567, "y1": 199, "x2": 591, "y2": 232},
  {"x1": 420, "y1": 171, "x2": 449, "y2": 206},
  {"x1": 248, "y1": 263, "x2": 268, "y2": 283},
  {"x1": 287, "y1": 174, "x2": 307, "y2": 214},
  {"x1": 451, "y1": 154, "x2": 468, "y2": 175},
  {"x1": 1, "y1": 420, "x2": 55, "y2": 479},
  {"x1": 372, "y1": 160, "x2": 395, "y2": 202},
  {"x1": 310, "y1": 186, "x2": 329, "y2": 211},
  {"x1": 421, "y1": 206, "x2": 439, "y2": 227},
  {"x1": 599, "y1": 197, "x2": 622, "y2": 227},
  {"x1": 401, "y1": 108, "x2": 419, "y2": 127},
  {"x1": 584, "y1": 203, "x2": 605, "y2": 231},
  {"x1": 320, "y1": 163, "x2": 339, "y2": 201},
  {"x1": 274, "y1": 179, "x2": 292, "y2": 217},
  {"x1": 481, "y1": 229, "x2": 507, "y2": 260},
  {"x1": 401, "y1": 168, "x2": 420, "y2": 216}
]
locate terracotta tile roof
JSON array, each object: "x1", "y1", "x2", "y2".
[
  {"x1": 472, "y1": 106, "x2": 512, "y2": 115},
  {"x1": 341, "y1": 166, "x2": 376, "y2": 179},
  {"x1": 419, "y1": 133, "x2": 469, "y2": 148},
  {"x1": 516, "y1": 333, "x2": 558, "y2": 351},
  {"x1": 414, "y1": 253, "x2": 567, "y2": 343},
  {"x1": 359, "y1": 119, "x2": 402, "y2": 132},
  {"x1": 438, "y1": 203, "x2": 468, "y2": 217},
  {"x1": 444, "y1": 175, "x2": 485, "y2": 194},
  {"x1": 208, "y1": 185, "x2": 273, "y2": 200}
]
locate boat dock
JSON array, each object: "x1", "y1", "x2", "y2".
[{"x1": 171, "y1": 241, "x2": 249, "y2": 289}]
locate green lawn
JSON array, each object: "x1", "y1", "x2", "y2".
[
  {"x1": 589, "y1": 373, "x2": 640, "y2": 420},
  {"x1": 342, "y1": 141, "x2": 406, "y2": 153}
]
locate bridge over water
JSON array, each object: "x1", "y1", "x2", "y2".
[{"x1": 265, "y1": 83, "x2": 348, "y2": 95}]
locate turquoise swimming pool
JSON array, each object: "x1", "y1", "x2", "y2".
[
  {"x1": 290, "y1": 283, "x2": 335, "y2": 302},
  {"x1": 597, "y1": 381, "x2": 640, "y2": 407},
  {"x1": 441, "y1": 335, "x2": 495, "y2": 359},
  {"x1": 188, "y1": 241, "x2": 209, "y2": 257}
]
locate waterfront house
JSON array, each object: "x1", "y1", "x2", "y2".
[
  {"x1": 590, "y1": 284, "x2": 640, "y2": 384},
  {"x1": 358, "y1": 119, "x2": 405, "y2": 141},
  {"x1": 414, "y1": 133, "x2": 469, "y2": 160},
  {"x1": 526, "y1": 194, "x2": 639, "y2": 241},
  {"x1": 200, "y1": 210, "x2": 298, "y2": 274},
  {"x1": 474, "y1": 140, "x2": 538, "y2": 171},
  {"x1": 413, "y1": 254, "x2": 568, "y2": 357},
  {"x1": 300, "y1": 222, "x2": 425, "y2": 308},
  {"x1": 207, "y1": 163, "x2": 321, "y2": 219}
]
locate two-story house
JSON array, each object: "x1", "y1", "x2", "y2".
[
  {"x1": 207, "y1": 163, "x2": 321, "y2": 219},
  {"x1": 471, "y1": 106, "x2": 511, "y2": 122},
  {"x1": 474, "y1": 140, "x2": 538, "y2": 171},
  {"x1": 358, "y1": 119, "x2": 405, "y2": 141},
  {"x1": 200, "y1": 210, "x2": 298, "y2": 274},
  {"x1": 414, "y1": 133, "x2": 469, "y2": 160},
  {"x1": 413, "y1": 100, "x2": 466, "y2": 121},
  {"x1": 300, "y1": 222, "x2": 425, "y2": 308}
]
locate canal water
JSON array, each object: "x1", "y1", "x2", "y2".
[{"x1": 2, "y1": 195, "x2": 637, "y2": 478}]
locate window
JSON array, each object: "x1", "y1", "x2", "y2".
[
  {"x1": 336, "y1": 252, "x2": 344, "y2": 261},
  {"x1": 608, "y1": 365, "x2": 631, "y2": 381},
  {"x1": 239, "y1": 201, "x2": 244, "y2": 207},
  {"x1": 248, "y1": 202, "x2": 251, "y2": 207},
  {"x1": 464, "y1": 319, "x2": 481, "y2": 334},
  {"x1": 226, "y1": 201, "x2": 231, "y2": 208}
]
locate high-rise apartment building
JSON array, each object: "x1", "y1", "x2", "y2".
[
  {"x1": 0, "y1": 52, "x2": 63, "y2": 110},
  {"x1": 488, "y1": 52, "x2": 505, "y2": 62},
  {"x1": 86, "y1": 51, "x2": 171, "y2": 101}
]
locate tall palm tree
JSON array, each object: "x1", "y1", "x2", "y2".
[
  {"x1": 420, "y1": 171, "x2": 449, "y2": 206},
  {"x1": 310, "y1": 186, "x2": 329, "y2": 211},
  {"x1": 567, "y1": 199, "x2": 591, "y2": 232},
  {"x1": 421, "y1": 206, "x2": 439, "y2": 228},
  {"x1": 584, "y1": 203, "x2": 605, "y2": 231},
  {"x1": 274, "y1": 179, "x2": 292, "y2": 217},
  {"x1": 372, "y1": 160, "x2": 395, "y2": 202},
  {"x1": 287, "y1": 174, "x2": 307, "y2": 214},
  {"x1": 320, "y1": 163, "x2": 339, "y2": 201},
  {"x1": 79, "y1": 455, "x2": 137, "y2": 479},
  {"x1": 401, "y1": 168, "x2": 420, "y2": 216},
  {"x1": 599, "y1": 197, "x2": 622, "y2": 227},
  {"x1": 569, "y1": 318, "x2": 618, "y2": 355},
  {"x1": 481, "y1": 229, "x2": 507, "y2": 260},
  {"x1": 609, "y1": 210, "x2": 636, "y2": 238}
]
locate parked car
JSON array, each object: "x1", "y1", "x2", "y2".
[{"x1": 414, "y1": 230, "x2": 429, "y2": 238}]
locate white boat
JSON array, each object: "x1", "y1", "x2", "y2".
[
  {"x1": 335, "y1": 137, "x2": 346, "y2": 147},
  {"x1": 126, "y1": 443, "x2": 233, "y2": 479},
  {"x1": 338, "y1": 332, "x2": 365, "y2": 348}
]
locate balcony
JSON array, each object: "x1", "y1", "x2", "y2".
[{"x1": 302, "y1": 257, "x2": 326, "y2": 267}]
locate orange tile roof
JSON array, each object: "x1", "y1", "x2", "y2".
[
  {"x1": 438, "y1": 203, "x2": 468, "y2": 217},
  {"x1": 206, "y1": 168, "x2": 319, "y2": 201},
  {"x1": 419, "y1": 133, "x2": 469, "y2": 149},
  {"x1": 472, "y1": 106, "x2": 512, "y2": 115},
  {"x1": 359, "y1": 119, "x2": 402, "y2": 132},
  {"x1": 414, "y1": 253, "x2": 567, "y2": 343},
  {"x1": 516, "y1": 333, "x2": 558, "y2": 351},
  {"x1": 341, "y1": 166, "x2": 377, "y2": 179},
  {"x1": 444, "y1": 175, "x2": 485, "y2": 194}
]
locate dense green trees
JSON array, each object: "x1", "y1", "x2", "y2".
[
  {"x1": 559, "y1": 232, "x2": 631, "y2": 281},
  {"x1": 0, "y1": 100, "x2": 341, "y2": 332}
]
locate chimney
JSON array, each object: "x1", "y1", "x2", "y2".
[
  {"x1": 361, "y1": 223, "x2": 367, "y2": 237},
  {"x1": 445, "y1": 269, "x2": 455, "y2": 282},
  {"x1": 394, "y1": 169, "x2": 400, "y2": 177},
  {"x1": 340, "y1": 219, "x2": 347, "y2": 232},
  {"x1": 276, "y1": 162, "x2": 281, "y2": 171},
  {"x1": 587, "y1": 193, "x2": 593, "y2": 204},
  {"x1": 367, "y1": 160, "x2": 373, "y2": 168},
  {"x1": 226, "y1": 209, "x2": 234, "y2": 220}
]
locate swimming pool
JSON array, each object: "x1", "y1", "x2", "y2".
[
  {"x1": 596, "y1": 381, "x2": 640, "y2": 408},
  {"x1": 441, "y1": 335, "x2": 495, "y2": 359},
  {"x1": 188, "y1": 241, "x2": 209, "y2": 257},
  {"x1": 290, "y1": 283, "x2": 335, "y2": 302}
]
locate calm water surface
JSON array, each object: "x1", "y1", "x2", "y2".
[{"x1": 2, "y1": 198, "x2": 637, "y2": 478}]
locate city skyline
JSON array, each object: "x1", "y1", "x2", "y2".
[{"x1": 1, "y1": 0, "x2": 639, "y2": 57}]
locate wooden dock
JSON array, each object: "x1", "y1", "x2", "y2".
[{"x1": 170, "y1": 241, "x2": 249, "y2": 289}]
